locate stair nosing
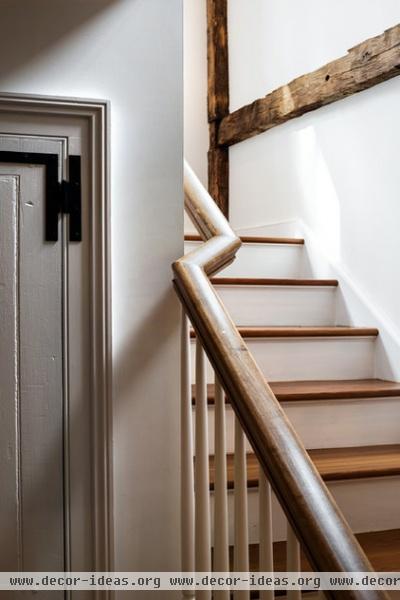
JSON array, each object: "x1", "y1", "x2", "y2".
[
  {"x1": 192, "y1": 379, "x2": 400, "y2": 405},
  {"x1": 185, "y1": 234, "x2": 304, "y2": 245},
  {"x1": 243, "y1": 529, "x2": 400, "y2": 574},
  {"x1": 211, "y1": 277, "x2": 338, "y2": 287},
  {"x1": 209, "y1": 444, "x2": 400, "y2": 490},
  {"x1": 190, "y1": 326, "x2": 379, "y2": 339}
]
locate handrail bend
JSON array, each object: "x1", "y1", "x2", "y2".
[{"x1": 173, "y1": 162, "x2": 388, "y2": 600}]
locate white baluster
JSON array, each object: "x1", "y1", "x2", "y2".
[
  {"x1": 287, "y1": 522, "x2": 301, "y2": 600},
  {"x1": 214, "y1": 377, "x2": 230, "y2": 600},
  {"x1": 234, "y1": 418, "x2": 249, "y2": 600},
  {"x1": 259, "y1": 468, "x2": 274, "y2": 600},
  {"x1": 195, "y1": 339, "x2": 211, "y2": 600},
  {"x1": 181, "y1": 310, "x2": 195, "y2": 599}
]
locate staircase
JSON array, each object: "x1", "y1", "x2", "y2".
[{"x1": 185, "y1": 232, "x2": 400, "y2": 573}]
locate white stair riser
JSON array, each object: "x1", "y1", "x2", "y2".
[
  {"x1": 215, "y1": 285, "x2": 336, "y2": 326},
  {"x1": 185, "y1": 241, "x2": 309, "y2": 278},
  {"x1": 193, "y1": 396, "x2": 400, "y2": 454},
  {"x1": 210, "y1": 477, "x2": 400, "y2": 546},
  {"x1": 190, "y1": 337, "x2": 376, "y2": 382}
]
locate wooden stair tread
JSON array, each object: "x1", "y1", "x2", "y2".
[
  {"x1": 234, "y1": 326, "x2": 379, "y2": 338},
  {"x1": 310, "y1": 444, "x2": 400, "y2": 481},
  {"x1": 243, "y1": 529, "x2": 400, "y2": 573},
  {"x1": 190, "y1": 326, "x2": 379, "y2": 339},
  {"x1": 185, "y1": 234, "x2": 304, "y2": 245},
  {"x1": 270, "y1": 378, "x2": 400, "y2": 400},
  {"x1": 192, "y1": 379, "x2": 400, "y2": 404},
  {"x1": 211, "y1": 277, "x2": 338, "y2": 286},
  {"x1": 209, "y1": 445, "x2": 400, "y2": 489}
]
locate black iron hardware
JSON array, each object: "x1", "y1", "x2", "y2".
[
  {"x1": 0, "y1": 150, "x2": 82, "y2": 242},
  {"x1": 61, "y1": 155, "x2": 81, "y2": 242}
]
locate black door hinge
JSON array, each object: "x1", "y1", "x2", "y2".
[
  {"x1": 58, "y1": 156, "x2": 82, "y2": 242},
  {"x1": 0, "y1": 150, "x2": 82, "y2": 242}
]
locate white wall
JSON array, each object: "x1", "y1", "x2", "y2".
[
  {"x1": 185, "y1": 0, "x2": 400, "y2": 338},
  {"x1": 229, "y1": 0, "x2": 400, "y2": 338},
  {"x1": 228, "y1": 0, "x2": 400, "y2": 110},
  {"x1": 183, "y1": 0, "x2": 208, "y2": 233},
  {"x1": 184, "y1": 0, "x2": 208, "y2": 187},
  {"x1": 0, "y1": 0, "x2": 182, "y2": 594}
]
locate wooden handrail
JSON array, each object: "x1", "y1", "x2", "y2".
[{"x1": 173, "y1": 162, "x2": 389, "y2": 600}]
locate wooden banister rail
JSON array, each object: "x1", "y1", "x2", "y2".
[{"x1": 173, "y1": 162, "x2": 389, "y2": 600}]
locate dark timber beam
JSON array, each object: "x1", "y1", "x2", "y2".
[
  {"x1": 218, "y1": 23, "x2": 400, "y2": 147},
  {"x1": 207, "y1": 0, "x2": 229, "y2": 217}
]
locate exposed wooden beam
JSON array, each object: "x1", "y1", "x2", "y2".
[
  {"x1": 208, "y1": 122, "x2": 229, "y2": 217},
  {"x1": 218, "y1": 23, "x2": 400, "y2": 147},
  {"x1": 207, "y1": 0, "x2": 229, "y2": 216},
  {"x1": 207, "y1": 0, "x2": 229, "y2": 120}
]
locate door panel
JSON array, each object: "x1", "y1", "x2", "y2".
[
  {"x1": 0, "y1": 162, "x2": 64, "y2": 588},
  {"x1": 0, "y1": 175, "x2": 21, "y2": 571},
  {"x1": 0, "y1": 98, "x2": 110, "y2": 598}
]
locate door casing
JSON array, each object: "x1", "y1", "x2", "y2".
[{"x1": 0, "y1": 93, "x2": 112, "y2": 598}]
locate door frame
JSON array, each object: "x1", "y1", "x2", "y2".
[{"x1": 0, "y1": 92, "x2": 113, "y2": 582}]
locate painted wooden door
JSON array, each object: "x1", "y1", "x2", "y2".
[
  {"x1": 0, "y1": 97, "x2": 111, "y2": 600},
  {"x1": 0, "y1": 138, "x2": 65, "y2": 597}
]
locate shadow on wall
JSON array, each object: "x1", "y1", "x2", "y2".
[
  {"x1": 0, "y1": 0, "x2": 121, "y2": 80},
  {"x1": 113, "y1": 287, "x2": 180, "y2": 408}
]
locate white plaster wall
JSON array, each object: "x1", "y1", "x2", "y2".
[
  {"x1": 185, "y1": 0, "x2": 400, "y2": 337},
  {"x1": 0, "y1": 0, "x2": 182, "y2": 594},
  {"x1": 183, "y1": 0, "x2": 208, "y2": 233},
  {"x1": 184, "y1": 0, "x2": 208, "y2": 187},
  {"x1": 228, "y1": 0, "x2": 400, "y2": 110},
  {"x1": 229, "y1": 1, "x2": 400, "y2": 337}
]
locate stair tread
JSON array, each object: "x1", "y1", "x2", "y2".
[
  {"x1": 243, "y1": 529, "x2": 400, "y2": 572},
  {"x1": 270, "y1": 378, "x2": 400, "y2": 400},
  {"x1": 193, "y1": 379, "x2": 400, "y2": 404},
  {"x1": 209, "y1": 444, "x2": 400, "y2": 489},
  {"x1": 235, "y1": 326, "x2": 379, "y2": 338},
  {"x1": 211, "y1": 277, "x2": 338, "y2": 286},
  {"x1": 185, "y1": 234, "x2": 304, "y2": 245},
  {"x1": 190, "y1": 326, "x2": 379, "y2": 339}
]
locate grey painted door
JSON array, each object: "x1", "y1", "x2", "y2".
[{"x1": 0, "y1": 140, "x2": 65, "y2": 597}]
